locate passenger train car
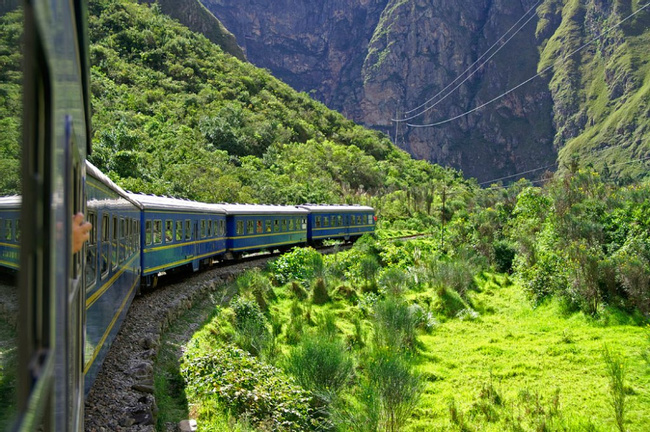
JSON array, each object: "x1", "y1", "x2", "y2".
[
  {"x1": 84, "y1": 163, "x2": 142, "y2": 395},
  {"x1": 127, "y1": 192, "x2": 227, "y2": 288},
  {"x1": 1, "y1": 1, "x2": 375, "y2": 430},
  {"x1": 220, "y1": 204, "x2": 308, "y2": 258},
  {"x1": 0, "y1": 196, "x2": 21, "y2": 271},
  {"x1": 298, "y1": 204, "x2": 376, "y2": 245}
]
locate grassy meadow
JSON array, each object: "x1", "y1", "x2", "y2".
[
  {"x1": 154, "y1": 235, "x2": 650, "y2": 432},
  {"x1": 410, "y1": 274, "x2": 649, "y2": 431}
]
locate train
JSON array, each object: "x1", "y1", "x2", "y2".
[{"x1": 0, "y1": 1, "x2": 374, "y2": 430}]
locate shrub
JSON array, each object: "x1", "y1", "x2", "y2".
[
  {"x1": 360, "y1": 255, "x2": 381, "y2": 293},
  {"x1": 182, "y1": 344, "x2": 324, "y2": 431},
  {"x1": 427, "y1": 256, "x2": 477, "y2": 298},
  {"x1": 311, "y1": 277, "x2": 331, "y2": 305},
  {"x1": 361, "y1": 346, "x2": 423, "y2": 432},
  {"x1": 230, "y1": 297, "x2": 270, "y2": 356},
  {"x1": 331, "y1": 284, "x2": 358, "y2": 302},
  {"x1": 283, "y1": 334, "x2": 353, "y2": 401},
  {"x1": 235, "y1": 269, "x2": 275, "y2": 312},
  {"x1": 289, "y1": 281, "x2": 308, "y2": 300},
  {"x1": 378, "y1": 266, "x2": 409, "y2": 296},
  {"x1": 373, "y1": 297, "x2": 419, "y2": 352},
  {"x1": 433, "y1": 285, "x2": 469, "y2": 318},
  {"x1": 602, "y1": 345, "x2": 627, "y2": 432},
  {"x1": 493, "y1": 240, "x2": 516, "y2": 273},
  {"x1": 268, "y1": 247, "x2": 322, "y2": 286}
]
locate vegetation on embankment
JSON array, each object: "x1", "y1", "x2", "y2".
[
  {"x1": 153, "y1": 165, "x2": 650, "y2": 431},
  {"x1": 161, "y1": 236, "x2": 648, "y2": 431}
]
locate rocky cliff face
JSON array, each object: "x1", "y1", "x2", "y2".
[{"x1": 199, "y1": 0, "x2": 650, "y2": 182}]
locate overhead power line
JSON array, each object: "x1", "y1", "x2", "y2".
[
  {"x1": 394, "y1": 0, "x2": 542, "y2": 123},
  {"x1": 478, "y1": 164, "x2": 555, "y2": 186},
  {"x1": 407, "y1": 2, "x2": 650, "y2": 128}
]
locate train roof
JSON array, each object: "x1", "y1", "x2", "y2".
[
  {"x1": 86, "y1": 161, "x2": 142, "y2": 209},
  {"x1": 297, "y1": 204, "x2": 375, "y2": 213},
  {"x1": 0, "y1": 195, "x2": 21, "y2": 209},
  {"x1": 217, "y1": 204, "x2": 309, "y2": 216},
  {"x1": 126, "y1": 193, "x2": 226, "y2": 214}
]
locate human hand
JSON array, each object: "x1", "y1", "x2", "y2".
[{"x1": 72, "y1": 212, "x2": 92, "y2": 253}]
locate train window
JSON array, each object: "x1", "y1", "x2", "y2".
[
  {"x1": 368, "y1": 215, "x2": 373, "y2": 224},
  {"x1": 219, "y1": 220, "x2": 224, "y2": 236},
  {"x1": 86, "y1": 212, "x2": 97, "y2": 288},
  {"x1": 282, "y1": 219, "x2": 287, "y2": 232},
  {"x1": 112, "y1": 216, "x2": 118, "y2": 270},
  {"x1": 200, "y1": 220, "x2": 206, "y2": 239},
  {"x1": 274, "y1": 219, "x2": 279, "y2": 232},
  {"x1": 265, "y1": 220, "x2": 271, "y2": 233},
  {"x1": 246, "y1": 220, "x2": 253, "y2": 235},
  {"x1": 324, "y1": 217, "x2": 329, "y2": 227},
  {"x1": 165, "y1": 220, "x2": 173, "y2": 243},
  {"x1": 176, "y1": 221, "x2": 182, "y2": 241},
  {"x1": 350, "y1": 215, "x2": 355, "y2": 225},
  {"x1": 338, "y1": 215, "x2": 343, "y2": 226},
  {"x1": 130, "y1": 219, "x2": 135, "y2": 254},
  {"x1": 101, "y1": 214, "x2": 110, "y2": 277},
  {"x1": 15, "y1": 220, "x2": 20, "y2": 241},
  {"x1": 185, "y1": 220, "x2": 192, "y2": 240},
  {"x1": 124, "y1": 219, "x2": 130, "y2": 256},
  {"x1": 145, "y1": 220, "x2": 152, "y2": 245},
  {"x1": 357, "y1": 215, "x2": 362, "y2": 224},
  {"x1": 288, "y1": 219, "x2": 294, "y2": 231},
  {"x1": 119, "y1": 218, "x2": 126, "y2": 264},
  {"x1": 257, "y1": 220, "x2": 263, "y2": 234},
  {"x1": 154, "y1": 220, "x2": 162, "y2": 244},
  {"x1": 315, "y1": 216, "x2": 321, "y2": 228},
  {"x1": 208, "y1": 220, "x2": 214, "y2": 237},
  {"x1": 236, "y1": 221, "x2": 244, "y2": 235},
  {"x1": 4, "y1": 219, "x2": 11, "y2": 240}
]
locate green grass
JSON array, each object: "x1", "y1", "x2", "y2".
[{"x1": 409, "y1": 275, "x2": 650, "y2": 431}]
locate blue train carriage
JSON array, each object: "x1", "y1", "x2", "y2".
[
  {"x1": 220, "y1": 204, "x2": 308, "y2": 259},
  {"x1": 128, "y1": 193, "x2": 227, "y2": 288},
  {"x1": 84, "y1": 162, "x2": 143, "y2": 393},
  {"x1": 298, "y1": 204, "x2": 376, "y2": 245},
  {"x1": 0, "y1": 196, "x2": 21, "y2": 271}
]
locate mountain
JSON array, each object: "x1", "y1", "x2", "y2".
[
  {"x1": 137, "y1": 0, "x2": 245, "y2": 60},
  {"x1": 199, "y1": 0, "x2": 650, "y2": 183}
]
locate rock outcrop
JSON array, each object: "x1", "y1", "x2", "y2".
[
  {"x1": 200, "y1": 0, "x2": 650, "y2": 182},
  {"x1": 200, "y1": 0, "x2": 557, "y2": 182}
]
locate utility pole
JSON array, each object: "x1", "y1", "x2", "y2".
[{"x1": 440, "y1": 186, "x2": 447, "y2": 251}]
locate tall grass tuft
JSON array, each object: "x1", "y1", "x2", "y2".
[
  {"x1": 602, "y1": 345, "x2": 627, "y2": 432},
  {"x1": 362, "y1": 346, "x2": 423, "y2": 432},
  {"x1": 230, "y1": 296, "x2": 269, "y2": 356},
  {"x1": 379, "y1": 267, "x2": 409, "y2": 296},
  {"x1": 283, "y1": 333, "x2": 353, "y2": 402},
  {"x1": 311, "y1": 277, "x2": 331, "y2": 305},
  {"x1": 373, "y1": 296, "x2": 419, "y2": 352}
]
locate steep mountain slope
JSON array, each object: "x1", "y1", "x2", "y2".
[
  {"x1": 540, "y1": 0, "x2": 650, "y2": 180},
  {"x1": 137, "y1": 0, "x2": 245, "y2": 60},
  {"x1": 200, "y1": 0, "x2": 650, "y2": 183}
]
